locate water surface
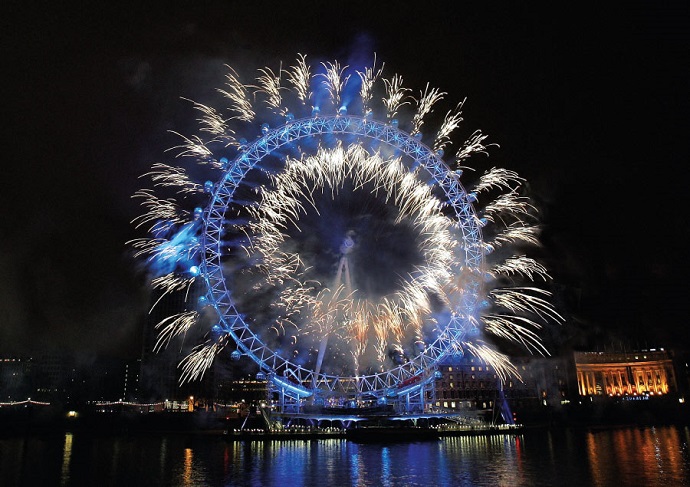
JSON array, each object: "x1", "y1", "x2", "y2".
[{"x1": 2, "y1": 426, "x2": 689, "y2": 486}]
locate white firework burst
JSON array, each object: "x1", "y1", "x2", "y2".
[
  {"x1": 131, "y1": 53, "x2": 561, "y2": 392},
  {"x1": 240, "y1": 144, "x2": 460, "y2": 374}
]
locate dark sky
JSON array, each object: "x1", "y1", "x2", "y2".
[{"x1": 1, "y1": 2, "x2": 689, "y2": 359}]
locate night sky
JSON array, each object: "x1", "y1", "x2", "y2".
[{"x1": 2, "y1": 2, "x2": 689, "y2": 360}]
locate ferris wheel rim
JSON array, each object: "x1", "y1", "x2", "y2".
[{"x1": 200, "y1": 114, "x2": 484, "y2": 397}]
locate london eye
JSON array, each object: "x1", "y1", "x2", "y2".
[{"x1": 131, "y1": 54, "x2": 562, "y2": 414}]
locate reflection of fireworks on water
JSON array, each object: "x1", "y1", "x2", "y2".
[{"x1": 130, "y1": 54, "x2": 562, "y2": 393}]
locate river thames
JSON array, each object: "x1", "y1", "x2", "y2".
[{"x1": 2, "y1": 425, "x2": 690, "y2": 486}]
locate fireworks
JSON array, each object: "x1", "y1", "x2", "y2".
[{"x1": 132, "y1": 53, "x2": 562, "y2": 400}]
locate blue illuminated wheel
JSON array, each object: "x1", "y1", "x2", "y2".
[
  {"x1": 133, "y1": 54, "x2": 559, "y2": 409},
  {"x1": 202, "y1": 115, "x2": 482, "y2": 400}
]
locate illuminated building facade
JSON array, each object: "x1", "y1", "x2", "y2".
[
  {"x1": 215, "y1": 375, "x2": 267, "y2": 405},
  {"x1": 574, "y1": 350, "x2": 677, "y2": 397},
  {"x1": 433, "y1": 357, "x2": 502, "y2": 413},
  {"x1": 432, "y1": 355, "x2": 571, "y2": 422}
]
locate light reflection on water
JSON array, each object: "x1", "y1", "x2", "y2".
[
  {"x1": 60, "y1": 432, "x2": 72, "y2": 486},
  {"x1": 587, "y1": 426, "x2": 690, "y2": 486},
  {"x1": 1, "y1": 426, "x2": 690, "y2": 486}
]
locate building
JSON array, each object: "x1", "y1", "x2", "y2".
[
  {"x1": 432, "y1": 354, "x2": 572, "y2": 423},
  {"x1": 574, "y1": 349, "x2": 677, "y2": 397},
  {"x1": 0, "y1": 357, "x2": 32, "y2": 401},
  {"x1": 0, "y1": 355, "x2": 146, "y2": 405},
  {"x1": 215, "y1": 375, "x2": 267, "y2": 405},
  {"x1": 123, "y1": 358, "x2": 141, "y2": 401},
  {"x1": 433, "y1": 356, "x2": 503, "y2": 413}
]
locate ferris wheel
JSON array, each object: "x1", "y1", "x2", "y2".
[{"x1": 132, "y1": 55, "x2": 560, "y2": 413}]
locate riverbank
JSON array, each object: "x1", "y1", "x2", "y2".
[{"x1": 3, "y1": 398, "x2": 689, "y2": 439}]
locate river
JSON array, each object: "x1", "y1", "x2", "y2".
[{"x1": 2, "y1": 425, "x2": 689, "y2": 486}]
